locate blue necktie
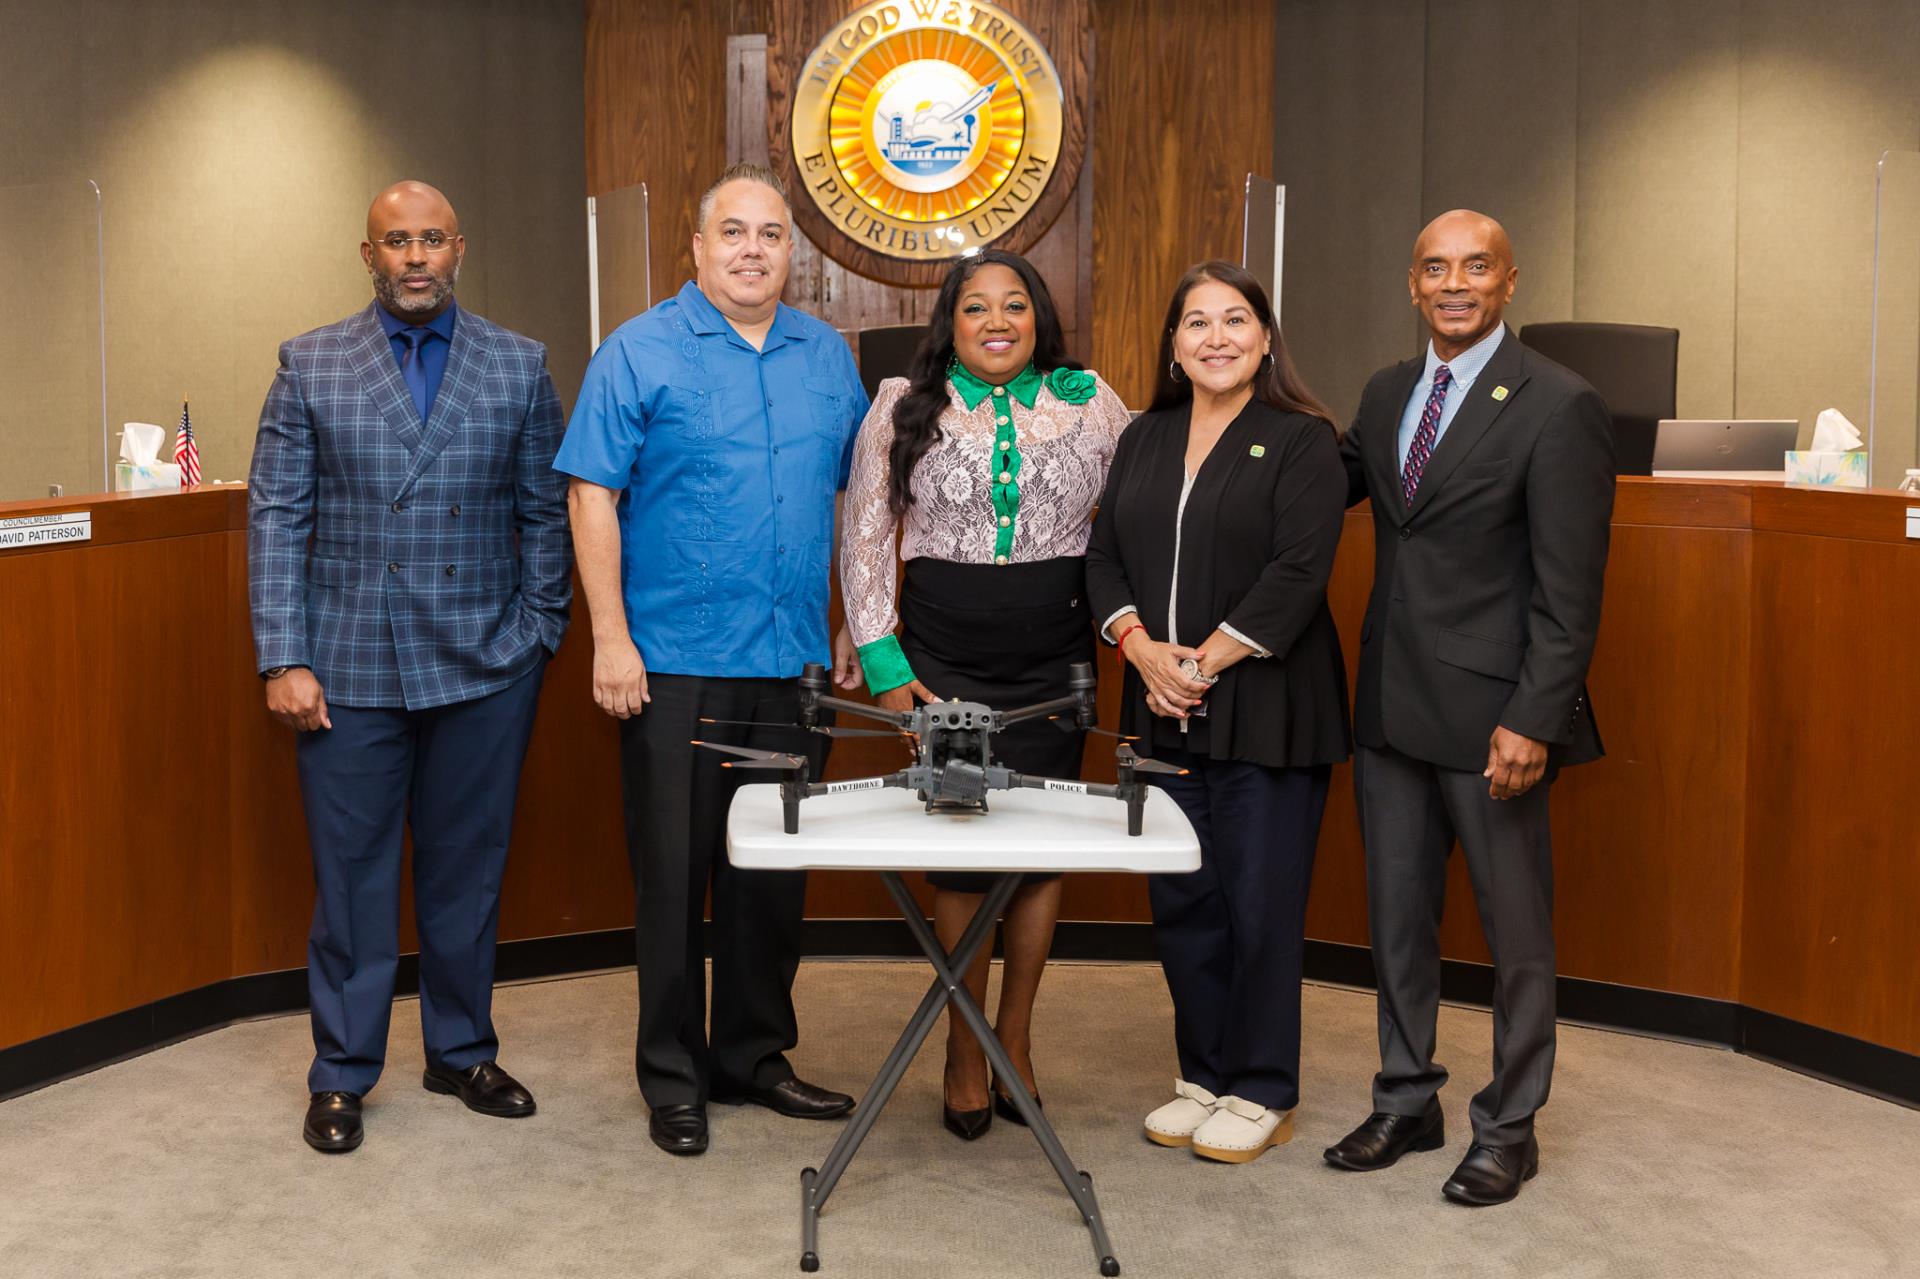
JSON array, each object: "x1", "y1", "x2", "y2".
[{"x1": 398, "y1": 327, "x2": 431, "y2": 423}]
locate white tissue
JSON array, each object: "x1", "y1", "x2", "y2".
[
  {"x1": 119, "y1": 422, "x2": 167, "y2": 465},
  {"x1": 1810, "y1": 408, "x2": 1864, "y2": 452}
]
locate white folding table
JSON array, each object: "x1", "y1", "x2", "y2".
[{"x1": 728, "y1": 784, "x2": 1200, "y2": 1276}]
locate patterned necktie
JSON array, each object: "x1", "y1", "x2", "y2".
[
  {"x1": 1401, "y1": 363, "x2": 1452, "y2": 505},
  {"x1": 398, "y1": 327, "x2": 431, "y2": 423}
]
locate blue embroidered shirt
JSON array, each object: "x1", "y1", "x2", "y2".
[{"x1": 553, "y1": 281, "x2": 869, "y2": 677}]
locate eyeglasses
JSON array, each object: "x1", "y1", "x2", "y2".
[{"x1": 373, "y1": 232, "x2": 455, "y2": 253}]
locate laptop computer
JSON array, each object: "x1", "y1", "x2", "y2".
[{"x1": 1651, "y1": 420, "x2": 1798, "y2": 474}]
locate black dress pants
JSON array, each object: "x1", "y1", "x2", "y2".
[
  {"x1": 618, "y1": 673, "x2": 827, "y2": 1109},
  {"x1": 1146, "y1": 752, "x2": 1330, "y2": 1111}
]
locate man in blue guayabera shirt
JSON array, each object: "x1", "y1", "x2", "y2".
[{"x1": 556, "y1": 163, "x2": 870, "y2": 1157}]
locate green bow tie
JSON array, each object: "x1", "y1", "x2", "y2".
[{"x1": 948, "y1": 358, "x2": 1043, "y2": 410}]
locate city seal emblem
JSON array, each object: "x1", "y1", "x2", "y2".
[{"x1": 789, "y1": 0, "x2": 1066, "y2": 266}]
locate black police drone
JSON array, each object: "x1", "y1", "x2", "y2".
[{"x1": 692, "y1": 661, "x2": 1185, "y2": 836}]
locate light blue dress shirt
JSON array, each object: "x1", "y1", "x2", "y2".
[
  {"x1": 1396, "y1": 324, "x2": 1506, "y2": 470},
  {"x1": 553, "y1": 281, "x2": 870, "y2": 678}
]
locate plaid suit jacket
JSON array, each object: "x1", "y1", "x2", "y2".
[{"x1": 247, "y1": 303, "x2": 572, "y2": 709}]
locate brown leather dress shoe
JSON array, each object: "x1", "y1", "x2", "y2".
[
  {"x1": 712, "y1": 1076, "x2": 853, "y2": 1119},
  {"x1": 1442, "y1": 1136, "x2": 1539, "y2": 1206},
  {"x1": 422, "y1": 1060, "x2": 536, "y2": 1117},
  {"x1": 1323, "y1": 1102, "x2": 1445, "y2": 1170},
  {"x1": 303, "y1": 1091, "x2": 364, "y2": 1153}
]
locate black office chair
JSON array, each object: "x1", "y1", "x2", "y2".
[
  {"x1": 1518, "y1": 322, "x2": 1678, "y2": 476},
  {"x1": 856, "y1": 324, "x2": 930, "y2": 401}
]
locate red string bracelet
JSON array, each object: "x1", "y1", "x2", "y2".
[{"x1": 1115, "y1": 623, "x2": 1145, "y2": 657}]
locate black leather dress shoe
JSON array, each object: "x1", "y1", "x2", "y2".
[
  {"x1": 713, "y1": 1077, "x2": 854, "y2": 1120},
  {"x1": 943, "y1": 1093, "x2": 992, "y2": 1141},
  {"x1": 1323, "y1": 1103, "x2": 1445, "y2": 1171},
  {"x1": 1442, "y1": 1136, "x2": 1539, "y2": 1206},
  {"x1": 422, "y1": 1060, "x2": 536, "y2": 1117},
  {"x1": 304, "y1": 1091, "x2": 364, "y2": 1153},
  {"x1": 650, "y1": 1103, "x2": 709, "y2": 1155},
  {"x1": 991, "y1": 1075, "x2": 1042, "y2": 1127}
]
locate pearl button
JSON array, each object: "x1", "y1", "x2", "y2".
[
  {"x1": 997, "y1": 416, "x2": 1009, "y2": 425},
  {"x1": 992, "y1": 386, "x2": 1005, "y2": 397},
  {"x1": 999, "y1": 516, "x2": 1011, "y2": 528},
  {"x1": 999, "y1": 440, "x2": 1010, "y2": 451},
  {"x1": 995, "y1": 554, "x2": 1009, "y2": 565},
  {"x1": 999, "y1": 471, "x2": 1011, "y2": 483}
]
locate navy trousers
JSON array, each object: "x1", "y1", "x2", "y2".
[
  {"x1": 1147, "y1": 752, "x2": 1330, "y2": 1111},
  {"x1": 295, "y1": 660, "x2": 546, "y2": 1096}
]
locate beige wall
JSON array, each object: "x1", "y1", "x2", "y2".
[
  {"x1": 1275, "y1": 0, "x2": 1920, "y2": 449},
  {"x1": 0, "y1": 1, "x2": 588, "y2": 502}
]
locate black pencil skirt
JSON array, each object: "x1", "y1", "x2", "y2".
[{"x1": 898, "y1": 555, "x2": 1094, "y2": 893}]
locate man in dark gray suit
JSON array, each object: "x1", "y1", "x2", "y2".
[{"x1": 1322, "y1": 210, "x2": 1613, "y2": 1205}]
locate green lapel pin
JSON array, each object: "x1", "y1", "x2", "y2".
[
  {"x1": 1249, "y1": 444, "x2": 1266, "y2": 457},
  {"x1": 1491, "y1": 385, "x2": 1510, "y2": 401}
]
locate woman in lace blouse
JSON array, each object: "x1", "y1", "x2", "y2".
[{"x1": 840, "y1": 249, "x2": 1131, "y2": 1140}]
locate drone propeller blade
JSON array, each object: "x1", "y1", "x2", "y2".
[
  {"x1": 719, "y1": 757, "x2": 809, "y2": 771},
  {"x1": 1116, "y1": 743, "x2": 1189, "y2": 776},
  {"x1": 1047, "y1": 715, "x2": 1137, "y2": 741},
  {"x1": 698, "y1": 717, "x2": 905, "y2": 740},
  {"x1": 691, "y1": 740, "x2": 804, "y2": 767}
]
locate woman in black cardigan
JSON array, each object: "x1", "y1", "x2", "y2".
[{"x1": 1086, "y1": 260, "x2": 1350, "y2": 1165}]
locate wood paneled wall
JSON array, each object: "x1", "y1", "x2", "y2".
[{"x1": 583, "y1": 0, "x2": 1276, "y2": 407}]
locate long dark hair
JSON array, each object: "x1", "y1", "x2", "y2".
[
  {"x1": 888, "y1": 249, "x2": 1080, "y2": 516},
  {"x1": 1147, "y1": 260, "x2": 1333, "y2": 426}
]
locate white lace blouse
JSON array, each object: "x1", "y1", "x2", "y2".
[{"x1": 840, "y1": 374, "x2": 1133, "y2": 647}]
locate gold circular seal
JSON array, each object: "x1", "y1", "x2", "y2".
[{"x1": 791, "y1": 0, "x2": 1065, "y2": 263}]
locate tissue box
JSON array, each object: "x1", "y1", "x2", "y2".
[
  {"x1": 115, "y1": 461, "x2": 183, "y2": 493},
  {"x1": 1784, "y1": 450, "x2": 1868, "y2": 488}
]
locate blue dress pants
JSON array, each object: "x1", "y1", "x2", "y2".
[
  {"x1": 295, "y1": 660, "x2": 546, "y2": 1096},
  {"x1": 1147, "y1": 752, "x2": 1331, "y2": 1111}
]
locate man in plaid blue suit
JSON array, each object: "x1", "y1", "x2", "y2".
[{"x1": 248, "y1": 181, "x2": 572, "y2": 1154}]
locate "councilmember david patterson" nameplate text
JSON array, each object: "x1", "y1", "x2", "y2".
[{"x1": 0, "y1": 511, "x2": 93, "y2": 549}]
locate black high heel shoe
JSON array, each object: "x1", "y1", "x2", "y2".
[
  {"x1": 943, "y1": 1093, "x2": 993, "y2": 1141},
  {"x1": 991, "y1": 1071, "x2": 1042, "y2": 1127}
]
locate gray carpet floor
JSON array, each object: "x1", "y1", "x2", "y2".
[{"x1": 2, "y1": 962, "x2": 1916, "y2": 1279}]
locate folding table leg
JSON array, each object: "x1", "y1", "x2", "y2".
[
  {"x1": 884, "y1": 874, "x2": 1123, "y2": 1276},
  {"x1": 798, "y1": 871, "x2": 1018, "y2": 1272}
]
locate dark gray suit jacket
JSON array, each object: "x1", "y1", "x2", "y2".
[{"x1": 1340, "y1": 327, "x2": 1614, "y2": 773}]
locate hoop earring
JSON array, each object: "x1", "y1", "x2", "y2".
[{"x1": 1168, "y1": 359, "x2": 1186, "y2": 383}]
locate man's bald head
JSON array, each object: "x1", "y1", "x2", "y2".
[
  {"x1": 1408, "y1": 208, "x2": 1518, "y2": 359},
  {"x1": 367, "y1": 181, "x2": 459, "y2": 239},
  {"x1": 362, "y1": 180, "x2": 465, "y2": 323}
]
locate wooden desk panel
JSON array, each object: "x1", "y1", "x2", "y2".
[
  {"x1": 1743, "y1": 530, "x2": 1920, "y2": 1053},
  {"x1": 0, "y1": 528, "x2": 236, "y2": 1048}
]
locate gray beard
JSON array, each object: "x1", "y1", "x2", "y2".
[{"x1": 373, "y1": 262, "x2": 459, "y2": 316}]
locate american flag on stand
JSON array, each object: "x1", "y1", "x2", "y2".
[{"x1": 174, "y1": 399, "x2": 201, "y2": 488}]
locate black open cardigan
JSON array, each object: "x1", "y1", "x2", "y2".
[{"x1": 1085, "y1": 398, "x2": 1352, "y2": 768}]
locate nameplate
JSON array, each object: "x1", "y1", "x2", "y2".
[
  {"x1": 824, "y1": 778, "x2": 886, "y2": 794},
  {"x1": 1044, "y1": 779, "x2": 1088, "y2": 795},
  {"x1": 0, "y1": 510, "x2": 92, "y2": 549},
  {"x1": 1907, "y1": 507, "x2": 1919, "y2": 540}
]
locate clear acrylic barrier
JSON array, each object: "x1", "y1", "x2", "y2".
[
  {"x1": 1241, "y1": 175, "x2": 1285, "y2": 321},
  {"x1": 0, "y1": 180, "x2": 108, "y2": 501},
  {"x1": 588, "y1": 182, "x2": 651, "y2": 353},
  {"x1": 1870, "y1": 151, "x2": 1920, "y2": 489}
]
